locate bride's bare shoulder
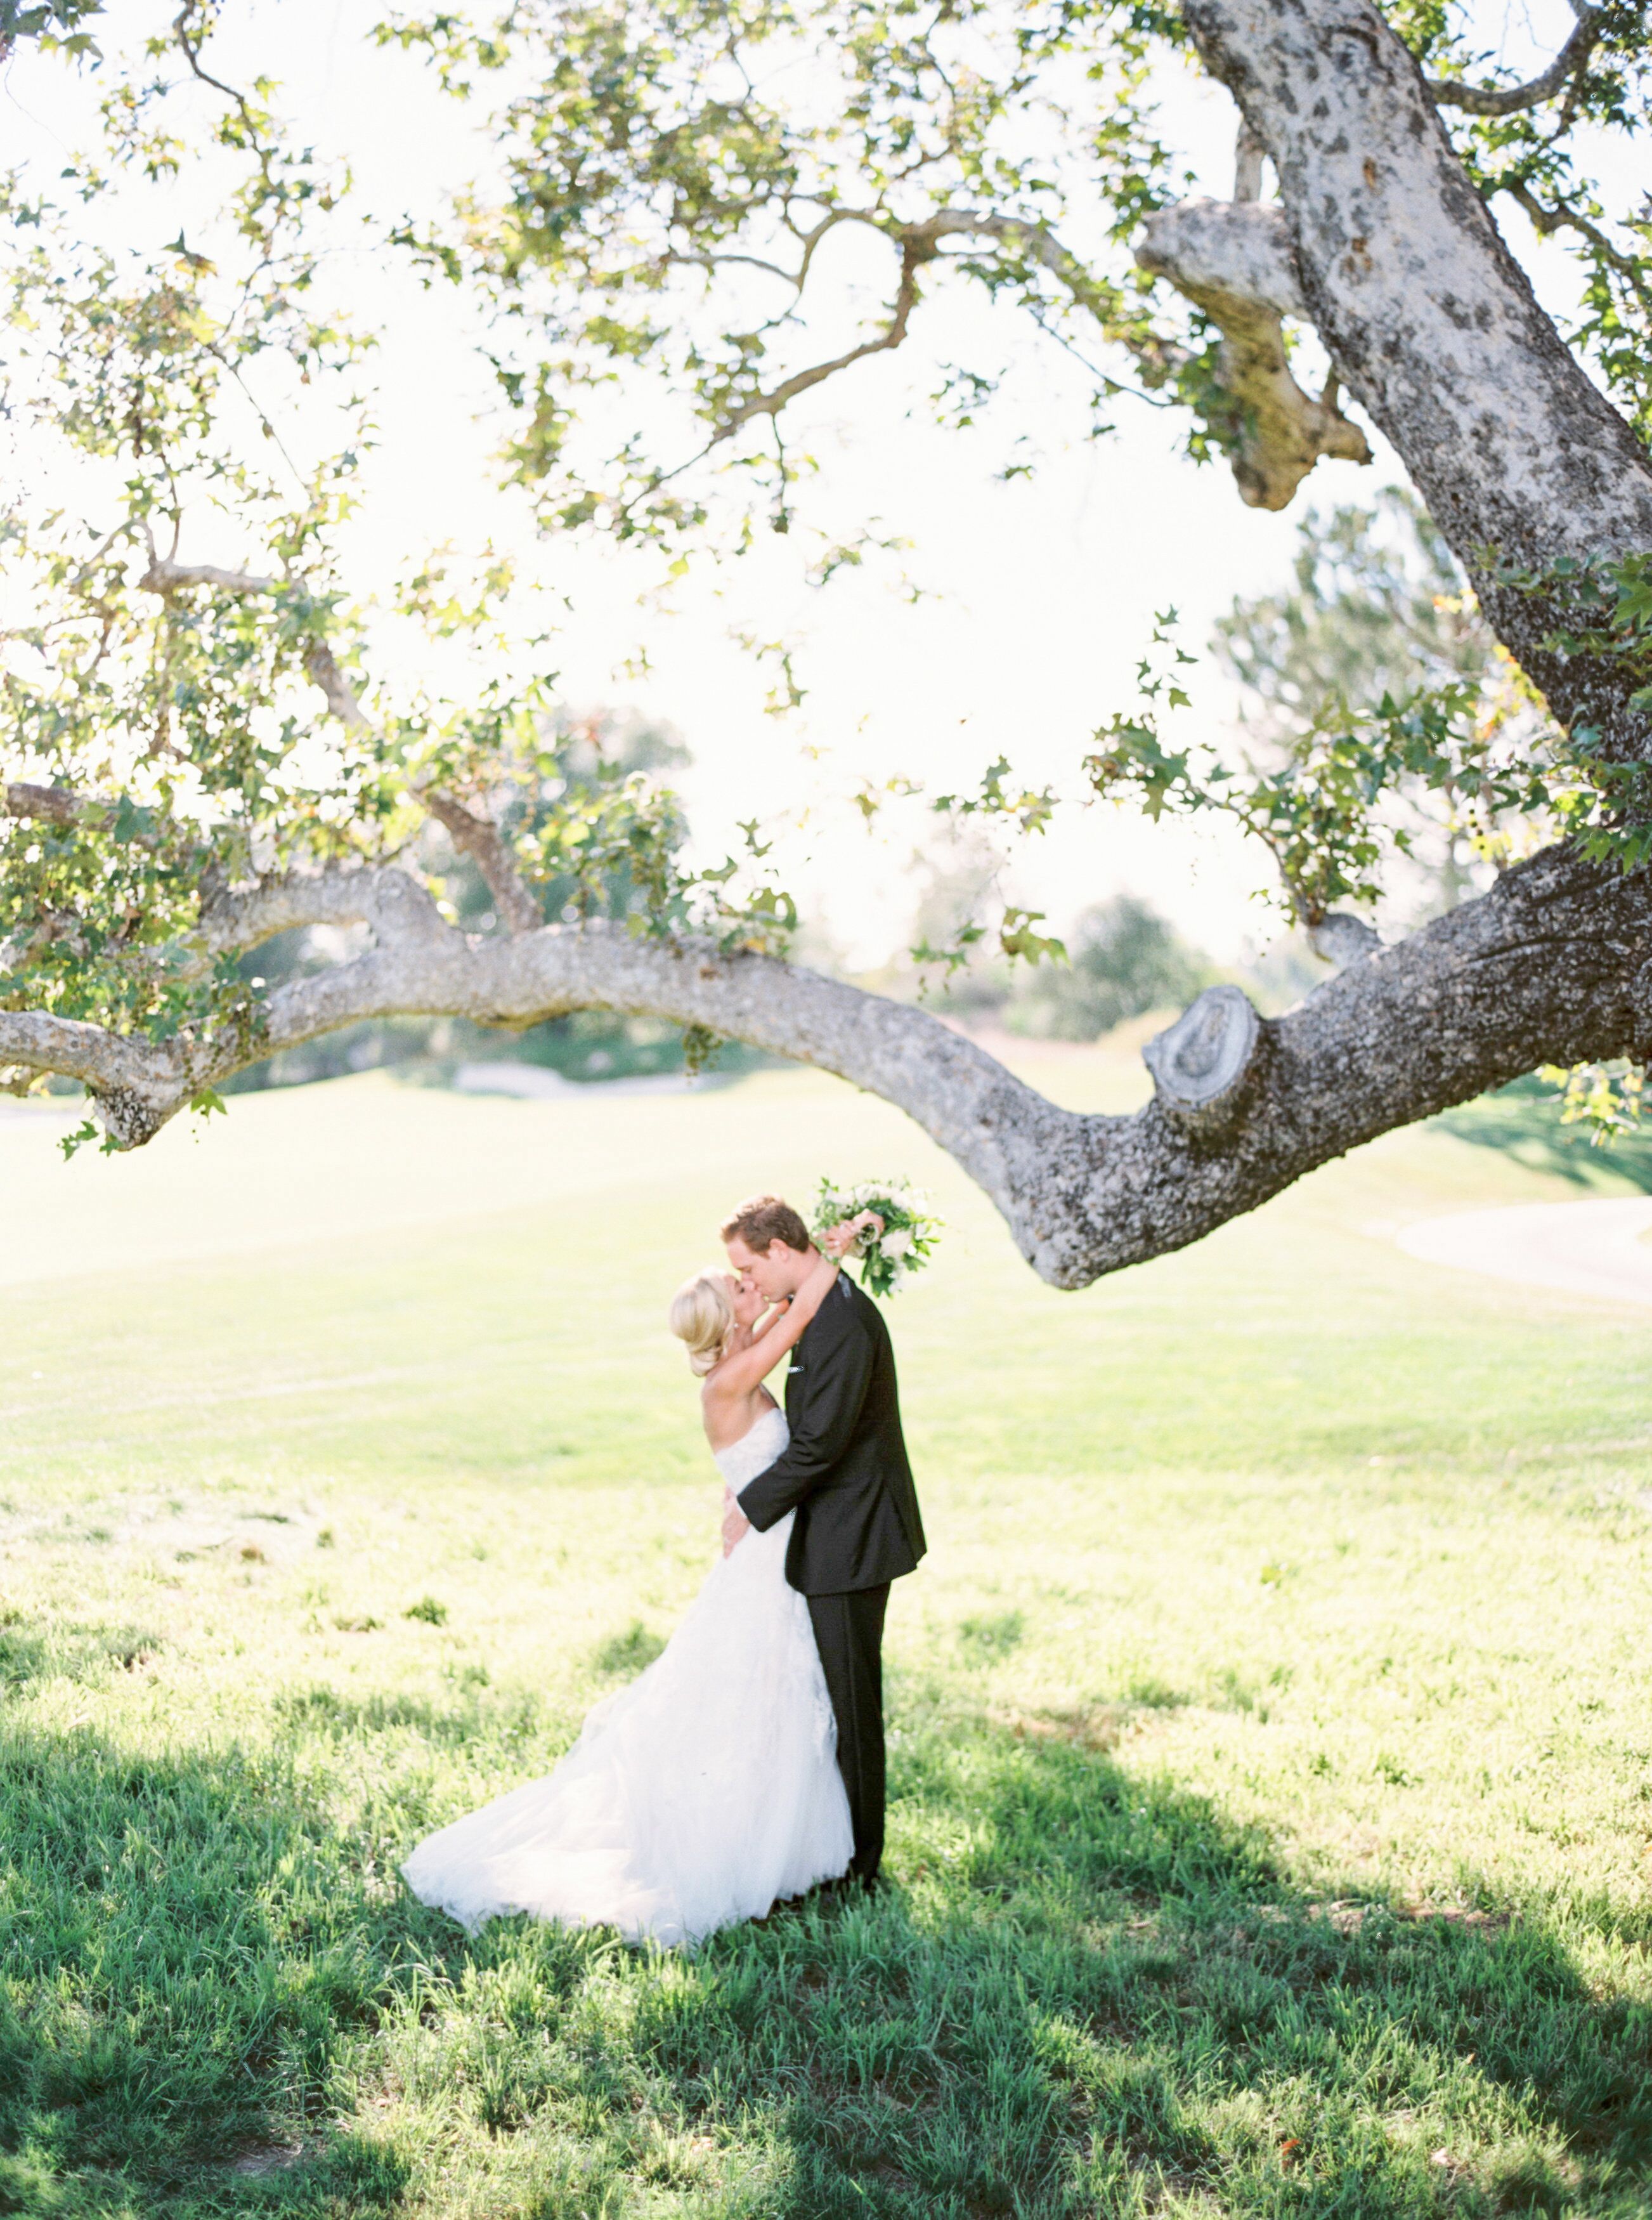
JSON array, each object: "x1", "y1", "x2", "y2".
[{"x1": 699, "y1": 1370, "x2": 746, "y2": 1433}]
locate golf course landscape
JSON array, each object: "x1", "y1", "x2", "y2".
[{"x1": 3, "y1": 1045, "x2": 1651, "y2": 2217}]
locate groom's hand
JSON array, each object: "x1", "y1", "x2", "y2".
[{"x1": 721, "y1": 1489, "x2": 752, "y2": 1557}]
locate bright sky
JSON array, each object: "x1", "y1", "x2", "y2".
[{"x1": 0, "y1": 0, "x2": 1608, "y2": 966}]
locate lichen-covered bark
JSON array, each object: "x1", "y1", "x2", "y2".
[{"x1": 1176, "y1": 0, "x2": 1652, "y2": 759}]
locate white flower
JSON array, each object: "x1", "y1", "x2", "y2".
[{"x1": 881, "y1": 1227, "x2": 913, "y2": 1260}]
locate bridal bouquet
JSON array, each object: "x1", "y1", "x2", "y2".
[{"x1": 812, "y1": 1177, "x2": 943, "y2": 1298}]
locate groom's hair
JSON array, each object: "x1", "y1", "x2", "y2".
[{"x1": 720, "y1": 1193, "x2": 811, "y2": 1255}]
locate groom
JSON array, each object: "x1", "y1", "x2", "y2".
[{"x1": 720, "y1": 1193, "x2": 926, "y2": 1886}]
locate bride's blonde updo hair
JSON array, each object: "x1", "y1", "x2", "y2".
[{"x1": 668, "y1": 1267, "x2": 736, "y2": 1376}]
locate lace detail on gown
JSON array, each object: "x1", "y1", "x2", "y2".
[{"x1": 400, "y1": 1402, "x2": 852, "y2": 1945}]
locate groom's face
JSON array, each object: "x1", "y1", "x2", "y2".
[{"x1": 725, "y1": 1234, "x2": 809, "y2": 1303}]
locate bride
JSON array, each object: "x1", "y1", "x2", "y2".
[{"x1": 400, "y1": 1250, "x2": 852, "y2": 1945}]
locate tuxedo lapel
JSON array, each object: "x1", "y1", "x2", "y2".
[{"x1": 783, "y1": 1296, "x2": 824, "y2": 1418}]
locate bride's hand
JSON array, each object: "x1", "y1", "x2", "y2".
[
  {"x1": 720, "y1": 1489, "x2": 751, "y2": 1557},
  {"x1": 821, "y1": 1210, "x2": 883, "y2": 1259}
]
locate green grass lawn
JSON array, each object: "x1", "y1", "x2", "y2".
[{"x1": 3, "y1": 1052, "x2": 1651, "y2": 2218}]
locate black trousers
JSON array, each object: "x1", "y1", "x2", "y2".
[{"x1": 807, "y1": 1584, "x2": 890, "y2": 1882}]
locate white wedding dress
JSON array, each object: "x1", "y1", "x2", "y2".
[{"x1": 401, "y1": 1402, "x2": 854, "y2": 1945}]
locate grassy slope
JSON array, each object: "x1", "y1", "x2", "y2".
[{"x1": 1, "y1": 1055, "x2": 1650, "y2": 2218}]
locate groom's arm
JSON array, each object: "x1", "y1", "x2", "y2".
[{"x1": 736, "y1": 1313, "x2": 875, "y2": 1532}]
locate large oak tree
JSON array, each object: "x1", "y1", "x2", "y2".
[{"x1": 3, "y1": 0, "x2": 1649, "y2": 1285}]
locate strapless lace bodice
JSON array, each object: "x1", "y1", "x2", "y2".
[{"x1": 713, "y1": 1402, "x2": 788, "y2": 1491}]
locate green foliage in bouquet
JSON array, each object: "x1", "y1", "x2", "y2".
[{"x1": 812, "y1": 1177, "x2": 944, "y2": 1299}]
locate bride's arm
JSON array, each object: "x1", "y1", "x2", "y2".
[{"x1": 706, "y1": 1262, "x2": 836, "y2": 1401}]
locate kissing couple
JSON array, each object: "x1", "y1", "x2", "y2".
[{"x1": 402, "y1": 1192, "x2": 927, "y2": 1945}]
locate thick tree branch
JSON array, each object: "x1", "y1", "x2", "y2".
[
  {"x1": 10, "y1": 836, "x2": 1651, "y2": 1286},
  {"x1": 1428, "y1": 7, "x2": 1603, "y2": 117},
  {"x1": 1139, "y1": 198, "x2": 1305, "y2": 322},
  {"x1": 1135, "y1": 199, "x2": 1372, "y2": 509},
  {"x1": 0, "y1": 1010, "x2": 209, "y2": 1117},
  {"x1": 1178, "y1": 0, "x2": 1652, "y2": 759},
  {"x1": 189, "y1": 864, "x2": 419, "y2": 960}
]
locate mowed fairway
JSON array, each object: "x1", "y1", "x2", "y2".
[{"x1": 2, "y1": 1052, "x2": 1651, "y2": 2219}]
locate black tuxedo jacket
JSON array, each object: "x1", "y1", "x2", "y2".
[{"x1": 736, "y1": 1273, "x2": 925, "y2": 1595}]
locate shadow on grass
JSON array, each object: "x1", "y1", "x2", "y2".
[
  {"x1": 599, "y1": 1702, "x2": 1652, "y2": 2219},
  {"x1": 1433, "y1": 1081, "x2": 1652, "y2": 1194},
  {"x1": 0, "y1": 1721, "x2": 431, "y2": 2217},
  {"x1": 4, "y1": 1676, "x2": 1651, "y2": 2217}
]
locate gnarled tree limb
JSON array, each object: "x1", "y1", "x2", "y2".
[
  {"x1": 1135, "y1": 199, "x2": 1372, "y2": 509},
  {"x1": 190, "y1": 864, "x2": 408, "y2": 960},
  {"x1": 7, "y1": 835, "x2": 1649, "y2": 1286}
]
